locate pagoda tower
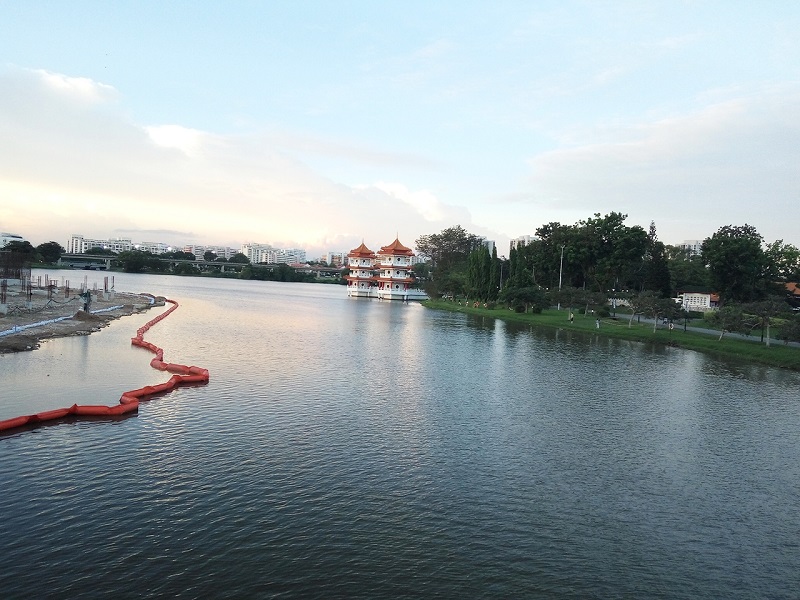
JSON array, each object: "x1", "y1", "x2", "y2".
[
  {"x1": 345, "y1": 242, "x2": 377, "y2": 297},
  {"x1": 375, "y1": 238, "x2": 416, "y2": 300}
]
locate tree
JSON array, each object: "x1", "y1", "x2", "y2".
[
  {"x1": 777, "y1": 316, "x2": 800, "y2": 345},
  {"x1": 643, "y1": 234, "x2": 672, "y2": 298},
  {"x1": 701, "y1": 224, "x2": 768, "y2": 304},
  {"x1": 549, "y1": 286, "x2": 582, "y2": 318},
  {"x1": 765, "y1": 240, "x2": 800, "y2": 282},
  {"x1": 572, "y1": 212, "x2": 649, "y2": 292},
  {"x1": 489, "y1": 246, "x2": 500, "y2": 301},
  {"x1": 415, "y1": 225, "x2": 482, "y2": 276},
  {"x1": 644, "y1": 297, "x2": 681, "y2": 333},
  {"x1": 163, "y1": 250, "x2": 197, "y2": 261},
  {"x1": 2, "y1": 240, "x2": 36, "y2": 260},
  {"x1": 666, "y1": 246, "x2": 711, "y2": 293},
  {"x1": 36, "y1": 241, "x2": 65, "y2": 264},
  {"x1": 626, "y1": 291, "x2": 659, "y2": 328},
  {"x1": 203, "y1": 250, "x2": 218, "y2": 262},
  {"x1": 708, "y1": 306, "x2": 748, "y2": 341},
  {"x1": 86, "y1": 246, "x2": 118, "y2": 256},
  {"x1": 531, "y1": 222, "x2": 574, "y2": 289},
  {"x1": 173, "y1": 263, "x2": 200, "y2": 275},
  {"x1": 416, "y1": 225, "x2": 483, "y2": 298},
  {"x1": 466, "y1": 246, "x2": 492, "y2": 300},
  {"x1": 228, "y1": 253, "x2": 250, "y2": 264},
  {"x1": 410, "y1": 262, "x2": 430, "y2": 279},
  {"x1": 743, "y1": 299, "x2": 790, "y2": 347},
  {"x1": 116, "y1": 250, "x2": 150, "y2": 273},
  {"x1": 499, "y1": 286, "x2": 548, "y2": 313}
]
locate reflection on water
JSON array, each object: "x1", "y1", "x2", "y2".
[{"x1": 0, "y1": 271, "x2": 799, "y2": 598}]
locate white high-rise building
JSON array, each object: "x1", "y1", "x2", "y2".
[
  {"x1": 68, "y1": 234, "x2": 133, "y2": 254},
  {"x1": 274, "y1": 248, "x2": 306, "y2": 264},
  {"x1": 240, "y1": 243, "x2": 274, "y2": 263},
  {"x1": 324, "y1": 252, "x2": 345, "y2": 267},
  {"x1": 1, "y1": 232, "x2": 25, "y2": 248},
  {"x1": 679, "y1": 240, "x2": 703, "y2": 256},
  {"x1": 510, "y1": 235, "x2": 535, "y2": 251},
  {"x1": 184, "y1": 245, "x2": 239, "y2": 260}
]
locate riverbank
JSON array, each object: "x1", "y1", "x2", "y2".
[
  {"x1": 422, "y1": 299, "x2": 800, "y2": 371},
  {"x1": 0, "y1": 283, "x2": 158, "y2": 353}
]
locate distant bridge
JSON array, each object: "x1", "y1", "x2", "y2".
[{"x1": 58, "y1": 254, "x2": 344, "y2": 277}]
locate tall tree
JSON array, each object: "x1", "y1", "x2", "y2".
[
  {"x1": 666, "y1": 245, "x2": 711, "y2": 292},
  {"x1": 2, "y1": 240, "x2": 36, "y2": 259},
  {"x1": 641, "y1": 221, "x2": 671, "y2": 296},
  {"x1": 415, "y1": 225, "x2": 483, "y2": 297},
  {"x1": 572, "y1": 212, "x2": 648, "y2": 292},
  {"x1": 36, "y1": 241, "x2": 65, "y2": 264},
  {"x1": 701, "y1": 224, "x2": 767, "y2": 304},
  {"x1": 415, "y1": 225, "x2": 482, "y2": 273},
  {"x1": 489, "y1": 246, "x2": 500, "y2": 301},
  {"x1": 765, "y1": 240, "x2": 800, "y2": 282}
]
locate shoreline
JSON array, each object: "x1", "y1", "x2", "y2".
[
  {"x1": 0, "y1": 285, "x2": 159, "y2": 354},
  {"x1": 422, "y1": 300, "x2": 800, "y2": 371}
]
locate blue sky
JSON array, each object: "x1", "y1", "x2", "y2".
[{"x1": 2, "y1": 1, "x2": 799, "y2": 256}]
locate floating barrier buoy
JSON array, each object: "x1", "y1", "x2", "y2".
[{"x1": 0, "y1": 298, "x2": 208, "y2": 433}]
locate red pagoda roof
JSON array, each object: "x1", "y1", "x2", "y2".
[
  {"x1": 348, "y1": 242, "x2": 375, "y2": 258},
  {"x1": 378, "y1": 238, "x2": 414, "y2": 256}
]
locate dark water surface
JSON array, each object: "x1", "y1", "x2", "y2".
[{"x1": 1, "y1": 272, "x2": 799, "y2": 598}]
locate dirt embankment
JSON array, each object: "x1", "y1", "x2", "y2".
[{"x1": 0, "y1": 285, "x2": 161, "y2": 353}]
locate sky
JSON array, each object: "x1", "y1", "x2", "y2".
[{"x1": 1, "y1": 1, "x2": 799, "y2": 257}]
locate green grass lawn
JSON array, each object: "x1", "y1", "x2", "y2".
[{"x1": 422, "y1": 300, "x2": 800, "y2": 371}]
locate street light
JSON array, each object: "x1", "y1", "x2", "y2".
[{"x1": 557, "y1": 244, "x2": 565, "y2": 310}]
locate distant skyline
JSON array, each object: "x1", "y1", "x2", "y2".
[{"x1": 2, "y1": 2, "x2": 799, "y2": 256}]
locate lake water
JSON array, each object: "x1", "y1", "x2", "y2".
[{"x1": 1, "y1": 271, "x2": 799, "y2": 598}]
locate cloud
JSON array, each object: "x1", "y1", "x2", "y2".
[
  {"x1": 30, "y1": 68, "x2": 118, "y2": 105},
  {"x1": 521, "y1": 85, "x2": 800, "y2": 242},
  {"x1": 264, "y1": 129, "x2": 440, "y2": 170},
  {"x1": 0, "y1": 66, "x2": 488, "y2": 255},
  {"x1": 146, "y1": 125, "x2": 209, "y2": 158}
]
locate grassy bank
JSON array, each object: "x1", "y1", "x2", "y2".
[{"x1": 422, "y1": 300, "x2": 800, "y2": 371}]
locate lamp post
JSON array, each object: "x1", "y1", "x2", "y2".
[{"x1": 557, "y1": 244, "x2": 565, "y2": 310}]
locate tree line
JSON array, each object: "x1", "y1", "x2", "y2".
[
  {"x1": 0, "y1": 241, "x2": 319, "y2": 282},
  {"x1": 415, "y1": 216, "x2": 800, "y2": 345}
]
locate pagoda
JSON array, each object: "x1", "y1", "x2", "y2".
[
  {"x1": 345, "y1": 238, "x2": 427, "y2": 300},
  {"x1": 345, "y1": 242, "x2": 377, "y2": 297}
]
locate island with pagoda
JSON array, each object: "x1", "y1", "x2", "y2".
[{"x1": 345, "y1": 238, "x2": 428, "y2": 301}]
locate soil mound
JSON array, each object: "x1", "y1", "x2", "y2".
[{"x1": 73, "y1": 310, "x2": 103, "y2": 322}]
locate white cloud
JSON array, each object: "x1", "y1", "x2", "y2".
[
  {"x1": 0, "y1": 66, "x2": 488, "y2": 255},
  {"x1": 521, "y1": 85, "x2": 800, "y2": 243},
  {"x1": 363, "y1": 182, "x2": 445, "y2": 222},
  {"x1": 35, "y1": 69, "x2": 117, "y2": 104},
  {"x1": 146, "y1": 125, "x2": 209, "y2": 157}
]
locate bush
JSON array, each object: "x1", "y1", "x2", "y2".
[{"x1": 597, "y1": 307, "x2": 611, "y2": 318}]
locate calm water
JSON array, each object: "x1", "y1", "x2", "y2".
[{"x1": 1, "y1": 271, "x2": 799, "y2": 599}]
